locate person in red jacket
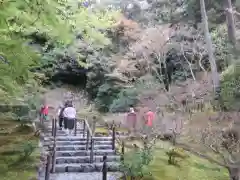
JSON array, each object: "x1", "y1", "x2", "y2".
[
  {"x1": 40, "y1": 103, "x2": 49, "y2": 123},
  {"x1": 144, "y1": 109, "x2": 155, "y2": 135}
]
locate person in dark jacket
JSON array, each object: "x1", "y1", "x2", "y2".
[
  {"x1": 57, "y1": 101, "x2": 69, "y2": 130},
  {"x1": 126, "y1": 107, "x2": 137, "y2": 134}
]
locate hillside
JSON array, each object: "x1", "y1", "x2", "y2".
[{"x1": 1, "y1": 0, "x2": 240, "y2": 180}]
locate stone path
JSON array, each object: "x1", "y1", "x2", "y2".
[{"x1": 39, "y1": 121, "x2": 122, "y2": 180}]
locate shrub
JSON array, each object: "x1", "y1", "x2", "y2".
[
  {"x1": 120, "y1": 147, "x2": 153, "y2": 179},
  {"x1": 219, "y1": 63, "x2": 240, "y2": 110},
  {"x1": 94, "y1": 83, "x2": 121, "y2": 112},
  {"x1": 166, "y1": 147, "x2": 189, "y2": 166},
  {"x1": 110, "y1": 88, "x2": 138, "y2": 112}
]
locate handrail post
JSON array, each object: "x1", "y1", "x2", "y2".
[
  {"x1": 102, "y1": 155, "x2": 107, "y2": 180},
  {"x1": 83, "y1": 120, "x2": 86, "y2": 137},
  {"x1": 92, "y1": 120, "x2": 96, "y2": 135},
  {"x1": 90, "y1": 138, "x2": 94, "y2": 163},
  {"x1": 51, "y1": 118, "x2": 57, "y2": 173},
  {"x1": 45, "y1": 153, "x2": 51, "y2": 180},
  {"x1": 86, "y1": 129, "x2": 90, "y2": 150},
  {"x1": 54, "y1": 118, "x2": 57, "y2": 136},
  {"x1": 120, "y1": 141, "x2": 125, "y2": 161},
  {"x1": 40, "y1": 112, "x2": 43, "y2": 126},
  {"x1": 51, "y1": 118, "x2": 54, "y2": 136},
  {"x1": 112, "y1": 126, "x2": 116, "y2": 150},
  {"x1": 74, "y1": 118, "x2": 77, "y2": 136}
]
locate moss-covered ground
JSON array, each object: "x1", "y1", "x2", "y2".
[
  {"x1": 95, "y1": 127, "x2": 228, "y2": 180},
  {"x1": 0, "y1": 117, "x2": 39, "y2": 180}
]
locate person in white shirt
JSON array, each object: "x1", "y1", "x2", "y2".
[{"x1": 62, "y1": 101, "x2": 77, "y2": 135}]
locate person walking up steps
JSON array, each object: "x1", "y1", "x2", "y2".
[
  {"x1": 57, "y1": 101, "x2": 69, "y2": 130},
  {"x1": 62, "y1": 101, "x2": 77, "y2": 135}
]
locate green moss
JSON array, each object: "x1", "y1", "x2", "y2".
[
  {"x1": 148, "y1": 145, "x2": 228, "y2": 180},
  {"x1": 95, "y1": 127, "x2": 128, "y2": 134},
  {"x1": 120, "y1": 140, "x2": 228, "y2": 180},
  {"x1": 0, "y1": 119, "x2": 39, "y2": 180}
]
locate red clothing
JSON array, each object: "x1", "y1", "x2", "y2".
[
  {"x1": 41, "y1": 105, "x2": 49, "y2": 115},
  {"x1": 146, "y1": 111, "x2": 154, "y2": 126}
]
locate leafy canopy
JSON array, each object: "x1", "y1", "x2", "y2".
[{"x1": 0, "y1": 0, "x2": 118, "y2": 99}]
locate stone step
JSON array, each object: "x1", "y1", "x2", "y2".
[
  {"x1": 56, "y1": 144, "x2": 112, "y2": 151},
  {"x1": 56, "y1": 155, "x2": 120, "y2": 164},
  {"x1": 55, "y1": 136, "x2": 112, "y2": 141},
  {"x1": 46, "y1": 124, "x2": 83, "y2": 127},
  {"x1": 48, "y1": 140, "x2": 112, "y2": 146},
  {"x1": 44, "y1": 134, "x2": 87, "y2": 137},
  {"x1": 44, "y1": 133, "x2": 108, "y2": 139},
  {"x1": 55, "y1": 162, "x2": 120, "y2": 173},
  {"x1": 46, "y1": 129, "x2": 85, "y2": 132},
  {"x1": 56, "y1": 150, "x2": 116, "y2": 157},
  {"x1": 43, "y1": 136, "x2": 112, "y2": 142},
  {"x1": 45, "y1": 131, "x2": 86, "y2": 135},
  {"x1": 49, "y1": 172, "x2": 123, "y2": 180}
]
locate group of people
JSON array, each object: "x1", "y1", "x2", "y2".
[
  {"x1": 57, "y1": 100, "x2": 77, "y2": 135},
  {"x1": 39, "y1": 100, "x2": 77, "y2": 135},
  {"x1": 39, "y1": 100, "x2": 155, "y2": 135},
  {"x1": 126, "y1": 107, "x2": 155, "y2": 134}
]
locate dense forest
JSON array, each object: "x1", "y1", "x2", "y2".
[
  {"x1": 1, "y1": 0, "x2": 240, "y2": 179},
  {"x1": 1, "y1": 0, "x2": 240, "y2": 112}
]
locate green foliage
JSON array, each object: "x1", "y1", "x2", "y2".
[
  {"x1": 86, "y1": 50, "x2": 116, "y2": 99},
  {"x1": 0, "y1": 0, "x2": 72, "y2": 98},
  {"x1": 185, "y1": 0, "x2": 226, "y2": 26},
  {"x1": 35, "y1": 2, "x2": 119, "y2": 91},
  {"x1": 211, "y1": 25, "x2": 233, "y2": 71},
  {"x1": 0, "y1": 0, "x2": 118, "y2": 101},
  {"x1": 95, "y1": 75, "x2": 158, "y2": 113},
  {"x1": 94, "y1": 82, "x2": 121, "y2": 112},
  {"x1": 220, "y1": 63, "x2": 240, "y2": 110},
  {"x1": 0, "y1": 38, "x2": 39, "y2": 97},
  {"x1": 120, "y1": 147, "x2": 153, "y2": 178},
  {"x1": 0, "y1": 82, "x2": 42, "y2": 122},
  {"x1": 110, "y1": 88, "x2": 138, "y2": 112},
  {"x1": 18, "y1": 141, "x2": 36, "y2": 160}
]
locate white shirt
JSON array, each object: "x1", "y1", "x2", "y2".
[{"x1": 63, "y1": 107, "x2": 76, "y2": 119}]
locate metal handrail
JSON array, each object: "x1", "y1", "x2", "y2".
[
  {"x1": 51, "y1": 118, "x2": 57, "y2": 173},
  {"x1": 102, "y1": 155, "x2": 107, "y2": 180},
  {"x1": 99, "y1": 123, "x2": 119, "y2": 151},
  {"x1": 45, "y1": 118, "x2": 57, "y2": 180},
  {"x1": 45, "y1": 153, "x2": 51, "y2": 180},
  {"x1": 80, "y1": 118, "x2": 95, "y2": 164},
  {"x1": 83, "y1": 118, "x2": 94, "y2": 136}
]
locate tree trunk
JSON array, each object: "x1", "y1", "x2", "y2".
[
  {"x1": 227, "y1": 167, "x2": 240, "y2": 180},
  {"x1": 225, "y1": 0, "x2": 237, "y2": 47},
  {"x1": 200, "y1": 0, "x2": 220, "y2": 92}
]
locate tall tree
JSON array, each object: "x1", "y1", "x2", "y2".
[
  {"x1": 225, "y1": 0, "x2": 237, "y2": 47},
  {"x1": 200, "y1": 0, "x2": 220, "y2": 92}
]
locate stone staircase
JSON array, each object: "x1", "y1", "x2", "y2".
[{"x1": 40, "y1": 121, "x2": 122, "y2": 180}]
